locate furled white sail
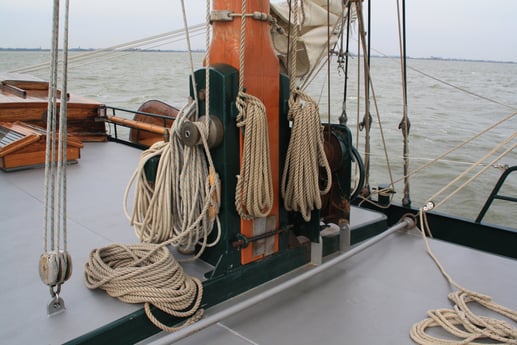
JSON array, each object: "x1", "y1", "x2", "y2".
[{"x1": 270, "y1": 0, "x2": 356, "y2": 82}]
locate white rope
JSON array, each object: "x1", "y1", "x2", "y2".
[
  {"x1": 410, "y1": 210, "x2": 517, "y2": 344},
  {"x1": 89, "y1": 4, "x2": 220, "y2": 330},
  {"x1": 57, "y1": 0, "x2": 70, "y2": 253},
  {"x1": 40, "y1": 0, "x2": 72, "y2": 298},
  {"x1": 282, "y1": 91, "x2": 332, "y2": 221},
  {"x1": 394, "y1": 112, "x2": 516, "y2": 186},
  {"x1": 234, "y1": 0, "x2": 274, "y2": 220},
  {"x1": 235, "y1": 93, "x2": 274, "y2": 219},
  {"x1": 43, "y1": 0, "x2": 60, "y2": 253},
  {"x1": 203, "y1": 0, "x2": 212, "y2": 143},
  {"x1": 181, "y1": 0, "x2": 199, "y2": 106},
  {"x1": 84, "y1": 243, "x2": 204, "y2": 332},
  {"x1": 95, "y1": 99, "x2": 220, "y2": 331},
  {"x1": 281, "y1": 0, "x2": 332, "y2": 222},
  {"x1": 428, "y1": 134, "x2": 517, "y2": 210},
  {"x1": 123, "y1": 100, "x2": 220, "y2": 252},
  {"x1": 9, "y1": 24, "x2": 206, "y2": 74}
]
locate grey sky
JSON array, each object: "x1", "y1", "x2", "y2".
[{"x1": 1, "y1": 0, "x2": 515, "y2": 62}]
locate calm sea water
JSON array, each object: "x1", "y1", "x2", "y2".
[{"x1": 1, "y1": 51, "x2": 516, "y2": 227}]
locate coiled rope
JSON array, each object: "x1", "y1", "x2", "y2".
[
  {"x1": 410, "y1": 210, "x2": 517, "y2": 344},
  {"x1": 84, "y1": 243, "x2": 203, "y2": 332},
  {"x1": 281, "y1": 0, "x2": 331, "y2": 222},
  {"x1": 123, "y1": 99, "x2": 221, "y2": 250},
  {"x1": 234, "y1": 0, "x2": 274, "y2": 219},
  {"x1": 85, "y1": 2, "x2": 221, "y2": 331},
  {"x1": 409, "y1": 134, "x2": 517, "y2": 343},
  {"x1": 87, "y1": 100, "x2": 220, "y2": 331}
]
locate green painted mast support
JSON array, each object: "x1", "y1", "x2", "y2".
[{"x1": 67, "y1": 65, "x2": 356, "y2": 345}]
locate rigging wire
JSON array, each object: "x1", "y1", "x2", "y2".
[
  {"x1": 355, "y1": 1, "x2": 396, "y2": 191},
  {"x1": 338, "y1": 0, "x2": 352, "y2": 125},
  {"x1": 355, "y1": 2, "x2": 372, "y2": 189},
  {"x1": 396, "y1": 0, "x2": 411, "y2": 207},
  {"x1": 181, "y1": 3, "x2": 199, "y2": 107},
  {"x1": 426, "y1": 134, "x2": 517, "y2": 210},
  {"x1": 393, "y1": 111, "x2": 516, "y2": 186},
  {"x1": 363, "y1": 44, "x2": 517, "y2": 112},
  {"x1": 9, "y1": 24, "x2": 206, "y2": 74}
]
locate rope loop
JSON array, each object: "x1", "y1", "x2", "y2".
[
  {"x1": 123, "y1": 99, "x2": 221, "y2": 254},
  {"x1": 282, "y1": 90, "x2": 332, "y2": 221},
  {"x1": 84, "y1": 243, "x2": 204, "y2": 332},
  {"x1": 409, "y1": 210, "x2": 517, "y2": 344},
  {"x1": 235, "y1": 90, "x2": 274, "y2": 220}
]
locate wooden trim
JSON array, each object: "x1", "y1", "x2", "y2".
[
  {"x1": 1, "y1": 82, "x2": 27, "y2": 98},
  {"x1": 107, "y1": 115, "x2": 167, "y2": 135}
]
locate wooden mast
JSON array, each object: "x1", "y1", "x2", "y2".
[{"x1": 208, "y1": 0, "x2": 281, "y2": 264}]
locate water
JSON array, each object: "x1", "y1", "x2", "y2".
[{"x1": 1, "y1": 51, "x2": 516, "y2": 227}]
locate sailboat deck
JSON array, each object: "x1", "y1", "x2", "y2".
[
  {"x1": 0, "y1": 142, "x2": 515, "y2": 344},
  {"x1": 153, "y1": 231, "x2": 517, "y2": 345}
]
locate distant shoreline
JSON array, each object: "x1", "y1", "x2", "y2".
[{"x1": 0, "y1": 47, "x2": 514, "y2": 64}]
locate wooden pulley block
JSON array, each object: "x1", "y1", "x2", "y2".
[{"x1": 39, "y1": 250, "x2": 73, "y2": 287}]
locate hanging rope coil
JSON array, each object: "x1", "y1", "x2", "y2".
[
  {"x1": 235, "y1": 92, "x2": 274, "y2": 219},
  {"x1": 84, "y1": 243, "x2": 203, "y2": 332},
  {"x1": 94, "y1": 100, "x2": 220, "y2": 331},
  {"x1": 86, "y1": 2, "x2": 219, "y2": 331},
  {"x1": 281, "y1": 91, "x2": 332, "y2": 221},
  {"x1": 123, "y1": 100, "x2": 221, "y2": 252},
  {"x1": 281, "y1": 0, "x2": 331, "y2": 222},
  {"x1": 409, "y1": 210, "x2": 517, "y2": 344},
  {"x1": 233, "y1": 0, "x2": 274, "y2": 220}
]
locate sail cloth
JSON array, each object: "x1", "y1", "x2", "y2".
[{"x1": 270, "y1": 0, "x2": 356, "y2": 82}]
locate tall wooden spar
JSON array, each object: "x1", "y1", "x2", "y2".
[{"x1": 207, "y1": 0, "x2": 282, "y2": 265}]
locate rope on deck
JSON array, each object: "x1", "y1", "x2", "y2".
[{"x1": 410, "y1": 209, "x2": 517, "y2": 344}]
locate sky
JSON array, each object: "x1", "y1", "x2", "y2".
[{"x1": 0, "y1": 0, "x2": 516, "y2": 62}]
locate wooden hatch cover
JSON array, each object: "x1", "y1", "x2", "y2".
[{"x1": 0, "y1": 121, "x2": 83, "y2": 171}]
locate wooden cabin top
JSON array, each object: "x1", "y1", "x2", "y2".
[
  {"x1": 0, "y1": 75, "x2": 107, "y2": 142},
  {"x1": 0, "y1": 79, "x2": 102, "y2": 107}
]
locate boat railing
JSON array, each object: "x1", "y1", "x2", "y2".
[
  {"x1": 99, "y1": 105, "x2": 173, "y2": 149},
  {"x1": 475, "y1": 165, "x2": 517, "y2": 224}
]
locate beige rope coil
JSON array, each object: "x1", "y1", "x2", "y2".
[
  {"x1": 105, "y1": 100, "x2": 220, "y2": 331},
  {"x1": 123, "y1": 100, "x2": 221, "y2": 252},
  {"x1": 410, "y1": 210, "x2": 517, "y2": 344},
  {"x1": 281, "y1": 91, "x2": 332, "y2": 221},
  {"x1": 85, "y1": 2, "x2": 219, "y2": 332},
  {"x1": 233, "y1": 0, "x2": 274, "y2": 220},
  {"x1": 281, "y1": 0, "x2": 331, "y2": 222},
  {"x1": 235, "y1": 93, "x2": 274, "y2": 219},
  {"x1": 84, "y1": 243, "x2": 203, "y2": 332}
]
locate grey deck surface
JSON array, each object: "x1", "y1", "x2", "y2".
[
  {"x1": 0, "y1": 142, "x2": 144, "y2": 344},
  {"x1": 1, "y1": 142, "x2": 516, "y2": 345},
  {"x1": 147, "y1": 229, "x2": 517, "y2": 344}
]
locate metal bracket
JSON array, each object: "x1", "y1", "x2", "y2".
[
  {"x1": 47, "y1": 295, "x2": 66, "y2": 316},
  {"x1": 339, "y1": 223, "x2": 351, "y2": 252},
  {"x1": 210, "y1": 10, "x2": 233, "y2": 22}
]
